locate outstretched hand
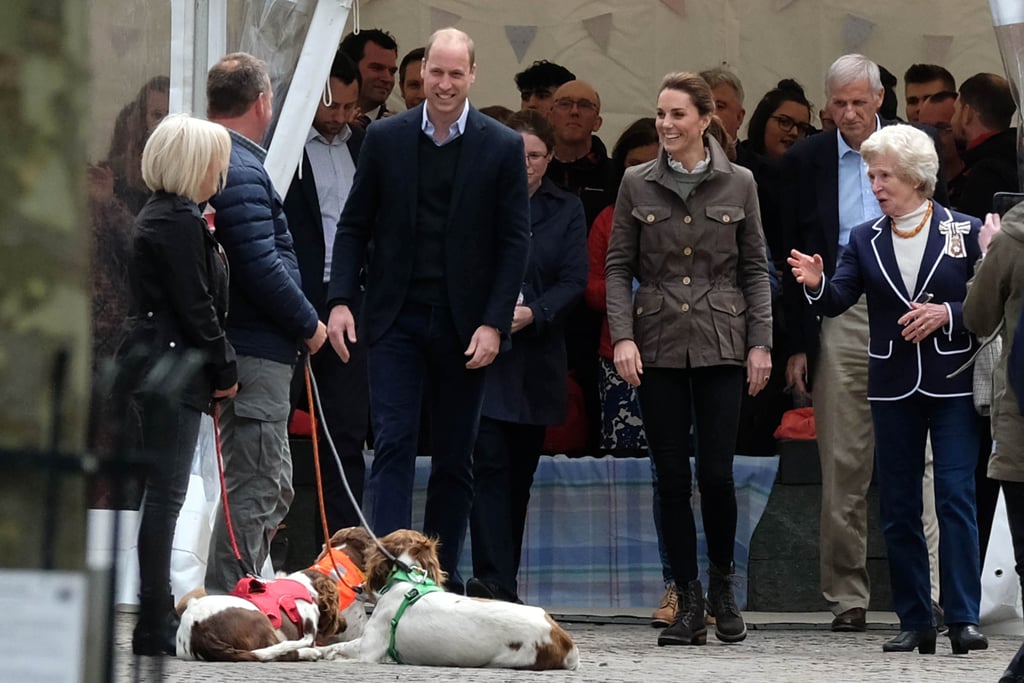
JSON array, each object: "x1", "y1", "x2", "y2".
[{"x1": 787, "y1": 249, "x2": 825, "y2": 291}]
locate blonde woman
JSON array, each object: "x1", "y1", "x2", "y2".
[{"x1": 123, "y1": 113, "x2": 238, "y2": 655}]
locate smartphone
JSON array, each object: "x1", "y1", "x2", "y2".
[
  {"x1": 913, "y1": 291, "x2": 933, "y2": 305},
  {"x1": 993, "y1": 192, "x2": 1024, "y2": 217}
]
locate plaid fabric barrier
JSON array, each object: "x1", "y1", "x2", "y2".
[{"x1": 405, "y1": 454, "x2": 778, "y2": 609}]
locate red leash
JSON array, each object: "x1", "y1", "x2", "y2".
[
  {"x1": 304, "y1": 360, "x2": 344, "y2": 583},
  {"x1": 212, "y1": 402, "x2": 253, "y2": 577}
]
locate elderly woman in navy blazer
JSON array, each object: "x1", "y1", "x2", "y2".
[{"x1": 789, "y1": 124, "x2": 986, "y2": 656}]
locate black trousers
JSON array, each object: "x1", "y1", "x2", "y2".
[
  {"x1": 469, "y1": 417, "x2": 546, "y2": 599},
  {"x1": 1000, "y1": 479, "x2": 1024, "y2": 594},
  {"x1": 637, "y1": 364, "x2": 743, "y2": 585},
  {"x1": 136, "y1": 398, "x2": 202, "y2": 614}
]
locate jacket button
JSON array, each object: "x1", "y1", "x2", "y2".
[
  {"x1": 722, "y1": 214, "x2": 731, "y2": 223},
  {"x1": 683, "y1": 276, "x2": 691, "y2": 285},
  {"x1": 169, "y1": 341, "x2": 176, "y2": 348},
  {"x1": 684, "y1": 215, "x2": 692, "y2": 224},
  {"x1": 147, "y1": 311, "x2": 154, "y2": 318},
  {"x1": 636, "y1": 306, "x2": 644, "y2": 315},
  {"x1": 681, "y1": 303, "x2": 690, "y2": 312},
  {"x1": 684, "y1": 247, "x2": 693, "y2": 256},
  {"x1": 646, "y1": 213, "x2": 656, "y2": 223}
]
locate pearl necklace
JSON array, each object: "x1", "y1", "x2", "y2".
[{"x1": 891, "y1": 201, "x2": 933, "y2": 239}]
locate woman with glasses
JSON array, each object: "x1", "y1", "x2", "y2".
[
  {"x1": 122, "y1": 113, "x2": 238, "y2": 655},
  {"x1": 467, "y1": 109, "x2": 588, "y2": 603},
  {"x1": 606, "y1": 72, "x2": 773, "y2": 647}
]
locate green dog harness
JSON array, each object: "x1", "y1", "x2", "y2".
[{"x1": 380, "y1": 564, "x2": 444, "y2": 664}]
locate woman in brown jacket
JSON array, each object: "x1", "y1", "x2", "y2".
[{"x1": 606, "y1": 72, "x2": 772, "y2": 647}]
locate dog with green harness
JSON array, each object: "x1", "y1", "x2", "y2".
[{"x1": 316, "y1": 529, "x2": 579, "y2": 670}]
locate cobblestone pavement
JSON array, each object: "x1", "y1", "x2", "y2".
[{"x1": 115, "y1": 613, "x2": 1018, "y2": 682}]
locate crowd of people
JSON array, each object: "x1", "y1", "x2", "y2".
[{"x1": 86, "y1": 22, "x2": 1024, "y2": 676}]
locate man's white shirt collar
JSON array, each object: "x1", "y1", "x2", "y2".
[
  {"x1": 307, "y1": 124, "x2": 352, "y2": 146},
  {"x1": 422, "y1": 99, "x2": 470, "y2": 144}
]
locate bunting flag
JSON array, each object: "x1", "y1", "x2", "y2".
[
  {"x1": 659, "y1": 0, "x2": 686, "y2": 17},
  {"x1": 582, "y1": 13, "x2": 613, "y2": 53},
  {"x1": 772, "y1": 0, "x2": 798, "y2": 11},
  {"x1": 430, "y1": 6, "x2": 462, "y2": 31},
  {"x1": 842, "y1": 14, "x2": 875, "y2": 53},
  {"x1": 505, "y1": 25, "x2": 537, "y2": 63},
  {"x1": 924, "y1": 34, "x2": 954, "y2": 65}
]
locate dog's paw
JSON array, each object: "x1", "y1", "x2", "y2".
[{"x1": 296, "y1": 647, "x2": 322, "y2": 661}]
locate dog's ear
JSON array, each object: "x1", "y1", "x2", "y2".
[
  {"x1": 409, "y1": 535, "x2": 447, "y2": 587},
  {"x1": 305, "y1": 571, "x2": 345, "y2": 639},
  {"x1": 363, "y1": 544, "x2": 392, "y2": 593}
]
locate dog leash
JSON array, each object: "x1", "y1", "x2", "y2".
[
  {"x1": 303, "y1": 359, "x2": 349, "y2": 587},
  {"x1": 303, "y1": 355, "x2": 414, "y2": 575},
  {"x1": 211, "y1": 402, "x2": 257, "y2": 578}
]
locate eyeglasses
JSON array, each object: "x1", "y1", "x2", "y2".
[
  {"x1": 519, "y1": 88, "x2": 554, "y2": 101},
  {"x1": 525, "y1": 151, "x2": 549, "y2": 164},
  {"x1": 553, "y1": 98, "x2": 598, "y2": 113},
  {"x1": 769, "y1": 114, "x2": 814, "y2": 136}
]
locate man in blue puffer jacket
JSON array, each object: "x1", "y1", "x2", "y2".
[{"x1": 204, "y1": 52, "x2": 327, "y2": 593}]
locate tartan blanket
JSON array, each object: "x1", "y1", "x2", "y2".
[{"x1": 406, "y1": 454, "x2": 778, "y2": 609}]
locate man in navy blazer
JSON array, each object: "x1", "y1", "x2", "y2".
[
  {"x1": 326, "y1": 27, "x2": 530, "y2": 589},
  {"x1": 780, "y1": 54, "x2": 948, "y2": 632},
  {"x1": 283, "y1": 50, "x2": 368, "y2": 537}
]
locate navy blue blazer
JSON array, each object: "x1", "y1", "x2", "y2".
[
  {"x1": 780, "y1": 119, "x2": 949, "y2": 372},
  {"x1": 482, "y1": 178, "x2": 588, "y2": 425},
  {"x1": 326, "y1": 104, "x2": 531, "y2": 348},
  {"x1": 283, "y1": 126, "x2": 364, "y2": 311},
  {"x1": 807, "y1": 202, "x2": 980, "y2": 400}
]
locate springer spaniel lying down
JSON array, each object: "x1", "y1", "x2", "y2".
[
  {"x1": 317, "y1": 529, "x2": 580, "y2": 670},
  {"x1": 176, "y1": 526, "x2": 372, "y2": 661}
]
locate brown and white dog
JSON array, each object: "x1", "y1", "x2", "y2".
[
  {"x1": 317, "y1": 529, "x2": 580, "y2": 670},
  {"x1": 175, "y1": 526, "x2": 373, "y2": 661}
]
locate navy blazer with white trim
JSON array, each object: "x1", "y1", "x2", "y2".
[{"x1": 806, "y1": 202, "x2": 981, "y2": 400}]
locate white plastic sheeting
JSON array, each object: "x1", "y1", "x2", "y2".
[{"x1": 345, "y1": 0, "x2": 1007, "y2": 144}]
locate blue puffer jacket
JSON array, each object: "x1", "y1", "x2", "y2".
[{"x1": 209, "y1": 131, "x2": 318, "y2": 364}]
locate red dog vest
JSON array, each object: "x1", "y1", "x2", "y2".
[{"x1": 230, "y1": 577, "x2": 313, "y2": 631}]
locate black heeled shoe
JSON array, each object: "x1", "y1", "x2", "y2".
[
  {"x1": 948, "y1": 623, "x2": 988, "y2": 654},
  {"x1": 882, "y1": 629, "x2": 937, "y2": 654}
]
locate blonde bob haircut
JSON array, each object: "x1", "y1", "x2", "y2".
[
  {"x1": 141, "y1": 113, "x2": 231, "y2": 203},
  {"x1": 860, "y1": 124, "x2": 939, "y2": 199}
]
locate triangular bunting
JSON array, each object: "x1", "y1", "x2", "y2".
[
  {"x1": 924, "y1": 34, "x2": 954, "y2": 65},
  {"x1": 582, "y1": 13, "x2": 613, "y2": 53},
  {"x1": 659, "y1": 0, "x2": 686, "y2": 17},
  {"x1": 504, "y1": 25, "x2": 537, "y2": 63},
  {"x1": 430, "y1": 6, "x2": 462, "y2": 31},
  {"x1": 842, "y1": 14, "x2": 875, "y2": 53}
]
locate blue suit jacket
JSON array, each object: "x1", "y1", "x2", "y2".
[
  {"x1": 326, "y1": 104, "x2": 530, "y2": 348},
  {"x1": 807, "y1": 202, "x2": 980, "y2": 400},
  {"x1": 780, "y1": 119, "x2": 949, "y2": 374}
]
